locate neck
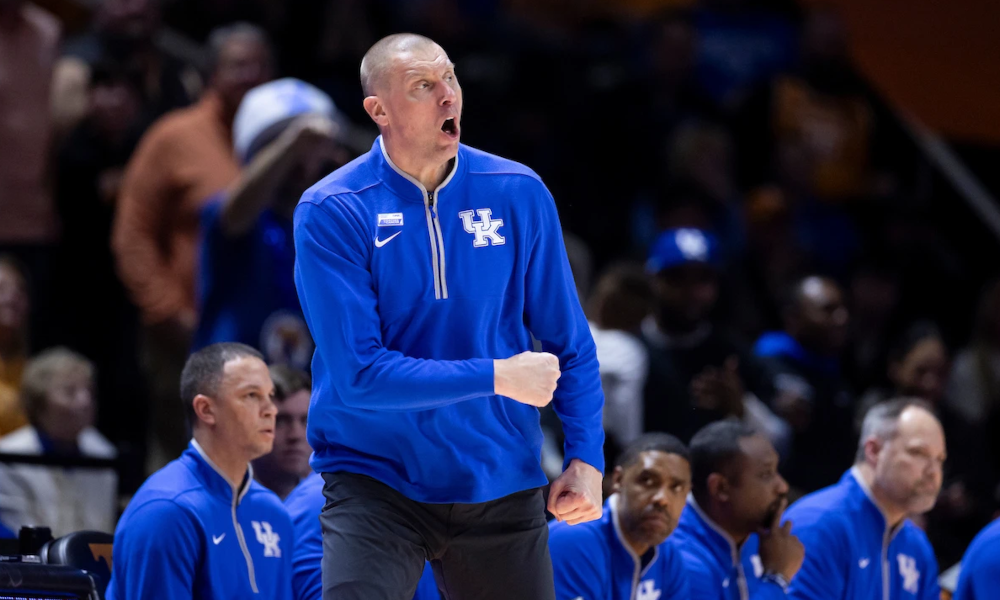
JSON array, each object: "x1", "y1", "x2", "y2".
[
  {"x1": 382, "y1": 135, "x2": 453, "y2": 191},
  {"x1": 252, "y1": 461, "x2": 300, "y2": 500},
  {"x1": 696, "y1": 494, "x2": 750, "y2": 548},
  {"x1": 655, "y1": 313, "x2": 703, "y2": 338},
  {"x1": 193, "y1": 430, "x2": 250, "y2": 489},
  {"x1": 854, "y1": 463, "x2": 907, "y2": 528}
]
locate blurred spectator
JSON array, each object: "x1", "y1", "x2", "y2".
[
  {"x1": 664, "y1": 121, "x2": 745, "y2": 253},
  {"x1": 193, "y1": 78, "x2": 346, "y2": 366},
  {"x1": 0, "y1": 348, "x2": 117, "y2": 537},
  {"x1": 843, "y1": 261, "x2": 901, "y2": 391},
  {"x1": 692, "y1": 0, "x2": 796, "y2": 112},
  {"x1": 739, "y1": 6, "x2": 881, "y2": 203},
  {"x1": 754, "y1": 275, "x2": 854, "y2": 494},
  {"x1": 52, "y1": 0, "x2": 199, "y2": 138},
  {"x1": 586, "y1": 263, "x2": 655, "y2": 454},
  {"x1": 948, "y1": 279, "x2": 1000, "y2": 428},
  {"x1": 253, "y1": 365, "x2": 311, "y2": 500},
  {"x1": 112, "y1": 22, "x2": 273, "y2": 468},
  {"x1": 0, "y1": 257, "x2": 30, "y2": 436},
  {"x1": 52, "y1": 62, "x2": 147, "y2": 456},
  {"x1": 641, "y1": 229, "x2": 785, "y2": 448},
  {"x1": 0, "y1": 0, "x2": 60, "y2": 351}
]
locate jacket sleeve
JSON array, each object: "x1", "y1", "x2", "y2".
[
  {"x1": 954, "y1": 549, "x2": 1000, "y2": 600},
  {"x1": 786, "y1": 516, "x2": 847, "y2": 600},
  {"x1": 677, "y1": 546, "x2": 726, "y2": 600},
  {"x1": 294, "y1": 200, "x2": 495, "y2": 411},
  {"x1": 548, "y1": 527, "x2": 607, "y2": 600},
  {"x1": 522, "y1": 186, "x2": 605, "y2": 474},
  {"x1": 112, "y1": 124, "x2": 189, "y2": 325},
  {"x1": 288, "y1": 496, "x2": 323, "y2": 600},
  {"x1": 109, "y1": 500, "x2": 199, "y2": 598}
]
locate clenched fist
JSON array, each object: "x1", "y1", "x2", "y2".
[{"x1": 494, "y1": 351, "x2": 561, "y2": 407}]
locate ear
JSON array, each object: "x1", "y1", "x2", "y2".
[
  {"x1": 363, "y1": 96, "x2": 388, "y2": 128},
  {"x1": 192, "y1": 394, "x2": 218, "y2": 428},
  {"x1": 864, "y1": 437, "x2": 883, "y2": 466},
  {"x1": 707, "y1": 473, "x2": 730, "y2": 503},
  {"x1": 610, "y1": 465, "x2": 624, "y2": 494}
]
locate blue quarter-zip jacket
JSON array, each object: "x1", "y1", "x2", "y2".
[
  {"x1": 784, "y1": 468, "x2": 939, "y2": 600},
  {"x1": 293, "y1": 137, "x2": 605, "y2": 503},
  {"x1": 671, "y1": 496, "x2": 786, "y2": 599},
  {"x1": 548, "y1": 495, "x2": 689, "y2": 600},
  {"x1": 284, "y1": 472, "x2": 441, "y2": 600},
  {"x1": 954, "y1": 518, "x2": 1000, "y2": 600},
  {"x1": 106, "y1": 441, "x2": 293, "y2": 600}
]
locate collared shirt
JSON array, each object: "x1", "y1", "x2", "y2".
[
  {"x1": 106, "y1": 440, "x2": 293, "y2": 600},
  {"x1": 671, "y1": 495, "x2": 785, "y2": 600},
  {"x1": 294, "y1": 137, "x2": 604, "y2": 503},
  {"x1": 784, "y1": 468, "x2": 939, "y2": 600},
  {"x1": 548, "y1": 494, "x2": 689, "y2": 600}
]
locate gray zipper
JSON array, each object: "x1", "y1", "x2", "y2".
[
  {"x1": 379, "y1": 137, "x2": 456, "y2": 300},
  {"x1": 610, "y1": 495, "x2": 660, "y2": 600},
  {"x1": 191, "y1": 440, "x2": 258, "y2": 593},
  {"x1": 688, "y1": 495, "x2": 749, "y2": 600}
]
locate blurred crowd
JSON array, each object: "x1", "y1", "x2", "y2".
[{"x1": 0, "y1": 0, "x2": 998, "y2": 572}]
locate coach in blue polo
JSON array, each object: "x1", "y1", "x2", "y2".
[
  {"x1": 107, "y1": 343, "x2": 293, "y2": 599},
  {"x1": 293, "y1": 33, "x2": 605, "y2": 600}
]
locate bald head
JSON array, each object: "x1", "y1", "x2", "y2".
[{"x1": 361, "y1": 33, "x2": 441, "y2": 97}]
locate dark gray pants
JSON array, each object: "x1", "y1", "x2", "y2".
[{"x1": 321, "y1": 472, "x2": 556, "y2": 600}]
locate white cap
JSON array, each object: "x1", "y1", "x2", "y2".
[{"x1": 233, "y1": 77, "x2": 339, "y2": 163}]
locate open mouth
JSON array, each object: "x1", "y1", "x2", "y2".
[{"x1": 441, "y1": 117, "x2": 458, "y2": 137}]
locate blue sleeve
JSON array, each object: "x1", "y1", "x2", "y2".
[
  {"x1": 661, "y1": 544, "x2": 691, "y2": 600},
  {"x1": 288, "y1": 497, "x2": 323, "y2": 600},
  {"x1": 109, "y1": 500, "x2": 200, "y2": 599},
  {"x1": 548, "y1": 525, "x2": 607, "y2": 600},
  {"x1": 786, "y1": 516, "x2": 846, "y2": 600},
  {"x1": 954, "y1": 551, "x2": 1000, "y2": 600},
  {"x1": 294, "y1": 200, "x2": 495, "y2": 411},
  {"x1": 522, "y1": 186, "x2": 605, "y2": 473},
  {"x1": 676, "y1": 546, "x2": 726, "y2": 600}
]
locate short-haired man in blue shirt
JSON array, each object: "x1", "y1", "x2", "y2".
[
  {"x1": 548, "y1": 433, "x2": 692, "y2": 600},
  {"x1": 671, "y1": 420, "x2": 804, "y2": 599},
  {"x1": 954, "y1": 518, "x2": 1000, "y2": 600},
  {"x1": 106, "y1": 343, "x2": 293, "y2": 600},
  {"x1": 784, "y1": 399, "x2": 943, "y2": 600},
  {"x1": 294, "y1": 33, "x2": 604, "y2": 599}
]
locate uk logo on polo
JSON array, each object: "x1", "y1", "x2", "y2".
[
  {"x1": 459, "y1": 208, "x2": 505, "y2": 247},
  {"x1": 636, "y1": 580, "x2": 661, "y2": 600},
  {"x1": 251, "y1": 521, "x2": 281, "y2": 558},
  {"x1": 897, "y1": 554, "x2": 920, "y2": 594}
]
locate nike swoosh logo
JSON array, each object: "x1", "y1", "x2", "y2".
[
  {"x1": 213, "y1": 534, "x2": 225, "y2": 545},
  {"x1": 374, "y1": 232, "x2": 402, "y2": 248},
  {"x1": 859, "y1": 558, "x2": 870, "y2": 569}
]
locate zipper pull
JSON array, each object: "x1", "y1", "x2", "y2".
[{"x1": 428, "y1": 192, "x2": 437, "y2": 217}]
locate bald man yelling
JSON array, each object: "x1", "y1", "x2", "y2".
[{"x1": 292, "y1": 34, "x2": 605, "y2": 600}]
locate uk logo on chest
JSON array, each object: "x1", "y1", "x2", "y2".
[
  {"x1": 459, "y1": 208, "x2": 505, "y2": 247},
  {"x1": 636, "y1": 579, "x2": 661, "y2": 600},
  {"x1": 251, "y1": 520, "x2": 281, "y2": 558},
  {"x1": 897, "y1": 553, "x2": 920, "y2": 594}
]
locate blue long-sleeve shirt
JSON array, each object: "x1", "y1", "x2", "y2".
[
  {"x1": 954, "y1": 518, "x2": 1000, "y2": 600},
  {"x1": 548, "y1": 495, "x2": 689, "y2": 600},
  {"x1": 106, "y1": 441, "x2": 293, "y2": 600},
  {"x1": 671, "y1": 496, "x2": 786, "y2": 600},
  {"x1": 784, "y1": 468, "x2": 939, "y2": 600},
  {"x1": 294, "y1": 137, "x2": 604, "y2": 503},
  {"x1": 284, "y1": 472, "x2": 441, "y2": 600}
]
